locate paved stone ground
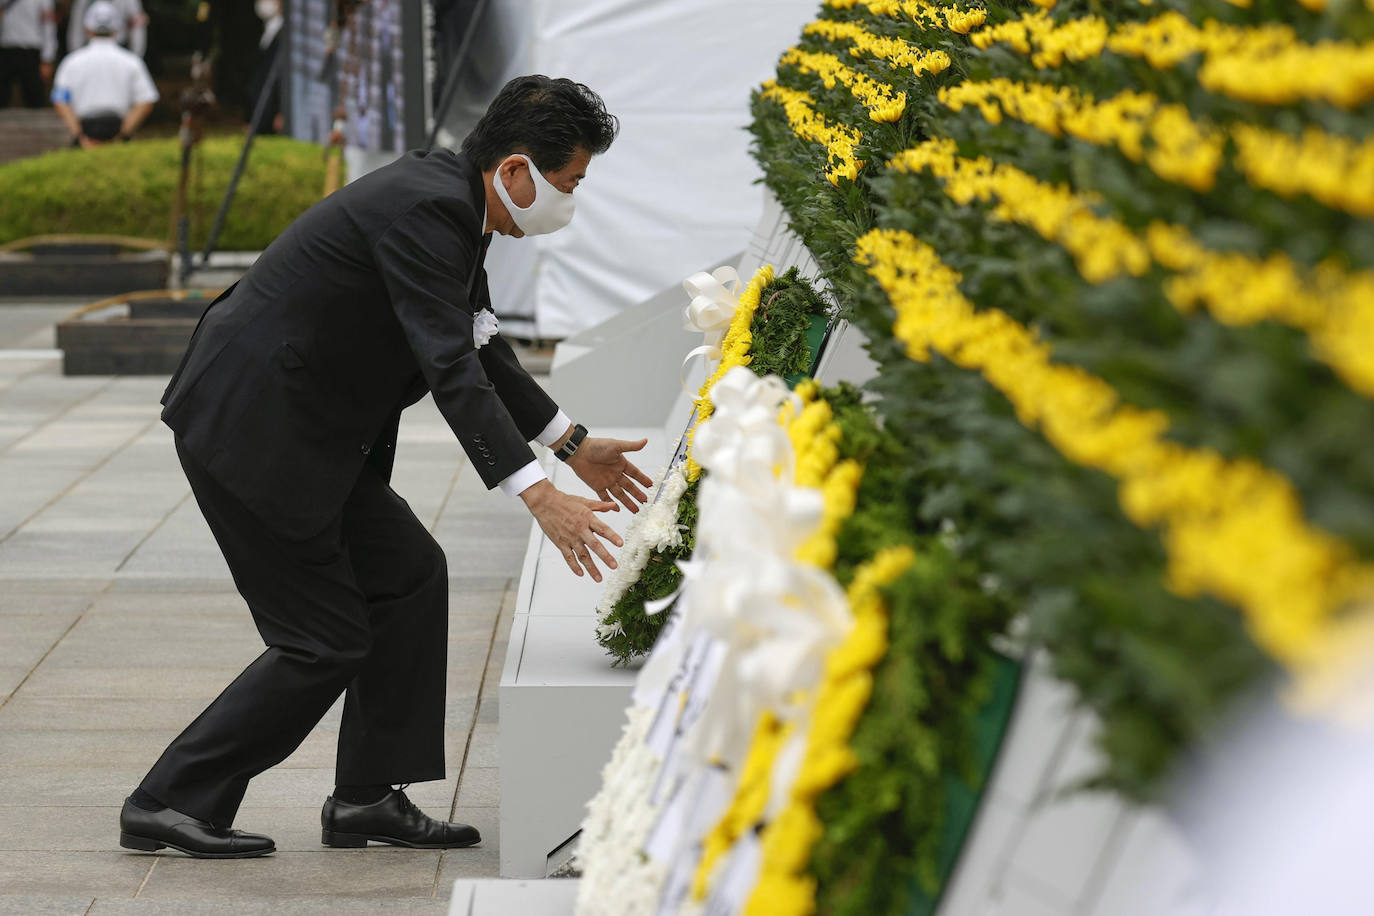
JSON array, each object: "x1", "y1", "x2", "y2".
[{"x1": 0, "y1": 300, "x2": 531, "y2": 913}]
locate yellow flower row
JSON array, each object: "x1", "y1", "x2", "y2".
[
  {"x1": 788, "y1": 382, "x2": 866, "y2": 570},
  {"x1": 971, "y1": 11, "x2": 1107, "y2": 69},
  {"x1": 939, "y1": 78, "x2": 1223, "y2": 193},
  {"x1": 893, "y1": 137, "x2": 1151, "y2": 283},
  {"x1": 822, "y1": 0, "x2": 988, "y2": 33},
  {"x1": 779, "y1": 46, "x2": 907, "y2": 122},
  {"x1": 971, "y1": 10, "x2": 1374, "y2": 109},
  {"x1": 941, "y1": 78, "x2": 1374, "y2": 214},
  {"x1": 692, "y1": 712, "x2": 792, "y2": 901},
  {"x1": 803, "y1": 19, "x2": 953, "y2": 79},
  {"x1": 745, "y1": 546, "x2": 918, "y2": 916},
  {"x1": 1297, "y1": 0, "x2": 1374, "y2": 10},
  {"x1": 1231, "y1": 124, "x2": 1374, "y2": 218},
  {"x1": 890, "y1": 138, "x2": 1374, "y2": 398},
  {"x1": 854, "y1": 228, "x2": 1374, "y2": 672},
  {"x1": 685, "y1": 264, "x2": 773, "y2": 481},
  {"x1": 759, "y1": 80, "x2": 864, "y2": 185}
]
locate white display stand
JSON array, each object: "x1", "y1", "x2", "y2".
[{"x1": 498, "y1": 432, "x2": 669, "y2": 879}]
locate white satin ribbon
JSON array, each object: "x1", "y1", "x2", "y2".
[
  {"x1": 680, "y1": 266, "x2": 742, "y2": 392},
  {"x1": 692, "y1": 369, "x2": 799, "y2": 492}
]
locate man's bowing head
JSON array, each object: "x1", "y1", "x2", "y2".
[{"x1": 464, "y1": 76, "x2": 619, "y2": 239}]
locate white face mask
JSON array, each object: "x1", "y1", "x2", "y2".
[{"x1": 492, "y1": 154, "x2": 575, "y2": 236}]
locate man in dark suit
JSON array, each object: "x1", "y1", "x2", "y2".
[{"x1": 117, "y1": 75, "x2": 653, "y2": 859}]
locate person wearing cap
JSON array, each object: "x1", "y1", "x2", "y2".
[
  {"x1": 50, "y1": 0, "x2": 157, "y2": 146},
  {"x1": 66, "y1": 0, "x2": 145, "y2": 57},
  {"x1": 0, "y1": 0, "x2": 57, "y2": 108},
  {"x1": 117, "y1": 76, "x2": 653, "y2": 860}
]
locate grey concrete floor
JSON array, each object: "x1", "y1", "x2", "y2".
[{"x1": 0, "y1": 299, "x2": 530, "y2": 913}]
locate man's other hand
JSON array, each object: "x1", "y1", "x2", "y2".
[
  {"x1": 520, "y1": 480, "x2": 623, "y2": 582},
  {"x1": 568, "y1": 437, "x2": 653, "y2": 513}
]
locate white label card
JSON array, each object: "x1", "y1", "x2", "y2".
[
  {"x1": 655, "y1": 855, "x2": 697, "y2": 916},
  {"x1": 632, "y1": 607, "x2": 686, "y2": 709},
  {"x1": 703, "y1": 830, "x2": 763, "y2": 916},
  {"x1": 643, "y1": 775, "x2": 691, "y2": 864},
  {"x1": 646, "y1": 632, "x2": 713, "y2": 756}
]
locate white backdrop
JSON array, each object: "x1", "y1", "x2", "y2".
[{"x1": 452, "y1": 0, "x2": 821, "y2": 339}]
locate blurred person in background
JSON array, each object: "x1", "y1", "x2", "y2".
[
  {"x1": 66, "y1": 0, "x2": 143, "y2": 56},
  {"x1": 50, "y1": 0, "x2": 156, "y2": 146},
  {"x1": 0, "y1": 0, "x2": 57, "y2": 108},
  {"x1": 246, "y1": 0, "x2": 282, "y2": 133}
]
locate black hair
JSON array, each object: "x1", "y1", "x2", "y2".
[{"x1": 461, "y1": 75, "x2": 619, "y2": 173}]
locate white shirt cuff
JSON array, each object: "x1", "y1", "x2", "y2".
[
  {"x1": 498, "y1": 460, "x2": 547, "y2": 498},
  {"x1": 534, "y1": 410, "x2": 574, "y2": 448}
]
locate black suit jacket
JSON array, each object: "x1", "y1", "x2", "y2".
[{"x1": 162, "y1": 149, "x2": 559, "y2": 539}]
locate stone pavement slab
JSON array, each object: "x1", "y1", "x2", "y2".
[
  {"x1": 90, "y1": 898, "x2": 451, "y2": 914},
  {"x1": 0, "y1": 897, "x2": 94, "y2": 916},
  {"x1": 0, "y1": 851, "x2": 151, "y2": 896},
  {"x1": 0, "y1": 314, "x2": 538, "y2": 910},
  {"x1": 136, "y1": 850, "x2": 445, "y2": 899}
]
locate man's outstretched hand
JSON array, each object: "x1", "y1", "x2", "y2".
[
  {"x1": 520, "y1": 480, "x2": 623, "y2": 582},
  {"x1": 568, "y1": 436, "x2": 654, "y2": 513}
]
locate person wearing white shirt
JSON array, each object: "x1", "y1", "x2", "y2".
[
  {"x1": 50, "y1": 0, "x2": 157, "y2": 146},
  {"x1": 0, "y1": 0, "x2": 57, "y2": 108},
  {"x1": 66, "y1": 0, "x2": 144, "y2": 57}
]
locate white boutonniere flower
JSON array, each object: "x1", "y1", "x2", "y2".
[{"x1": 473, "y1": 308, "x2": 500, "y2": 348}]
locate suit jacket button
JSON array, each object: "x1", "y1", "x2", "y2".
[{"x1": 360, "y1": 444, "x2": 372, "y2": 455}]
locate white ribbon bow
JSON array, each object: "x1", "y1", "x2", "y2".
[
  {"x1": 692, "y1": 368, "x2": 798, "y2": 494},
  {"x1": 680, "y1": 266, "x2": 742, "y2": 393},
  {"x1": 473, "y1": 308, "x2": 499, "y2": 349}
]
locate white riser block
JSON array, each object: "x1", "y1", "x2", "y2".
[
  {"x1": 1088, "y1": 811, "x2": 1211, "y2": 916},
  {"x1": 500, "y1": 613, "x2": 636, "y2": 877},
  {"x1": 1001, "y1": 717, "x2": 1127, "y2": 904},
  {"x1": 499, "y1": 425, "x2": 667, "y2": 878},
  {"x1": 549, "y1": 259, "x2": 732, "y2": 428},
  {"x1": 938, "y1": 657, "x2": 1209, "y2": 916},
  {"x1": 449, "y1": 878, "x2": 578, "y2": 915}
]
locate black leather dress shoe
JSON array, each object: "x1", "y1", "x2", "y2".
[
  {"x1": 321, "y1": 789, "x2": 480, "y2": 849},
  {"x1": 119, "y1": 799, "x2": 275, "y2": 859}
]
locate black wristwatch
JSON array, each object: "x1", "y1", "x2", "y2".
[{"x1": 554, "y1": 423, "x2": 588, "y2": 462}]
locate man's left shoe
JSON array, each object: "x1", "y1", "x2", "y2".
[{"x1": 321, "y1": 789, "x2": 481, "y2": 849}]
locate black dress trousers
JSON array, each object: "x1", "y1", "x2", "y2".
[
  {"x1": 0, "y1": 47, "x2": 44, "y2": 109},
  {"x1": 139, "y1": 438, "x2": 449, "y2": 827}
]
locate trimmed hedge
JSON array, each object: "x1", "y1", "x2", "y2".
[{"x1": 0, "y1": 135, "x2": 337, "y2": 250}]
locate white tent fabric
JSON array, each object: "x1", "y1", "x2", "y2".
[{"x1": 453, "y1": 0, "x2": 821, "y2": 339}]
